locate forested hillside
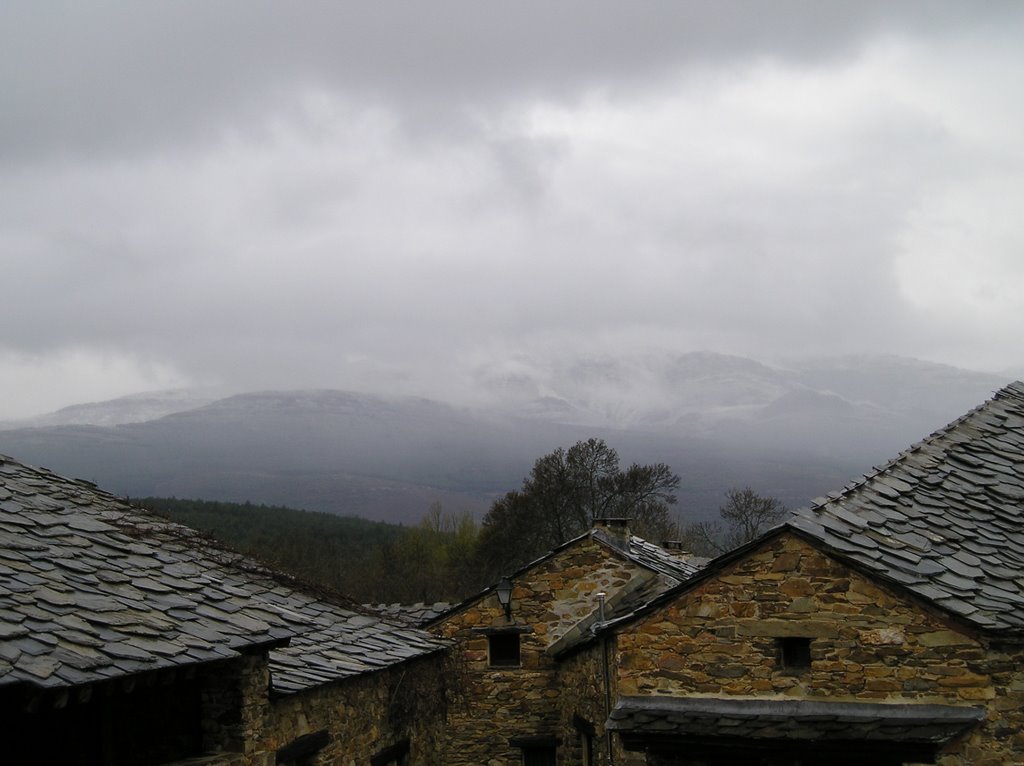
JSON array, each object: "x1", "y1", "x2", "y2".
[
  {"x1": 137, "y1": 438, "x2": 739, "y2": 604},
  {"x1": 138, "y1": 497, "x2": 483, "y2": 603},
  {"x1": 137, "y1": 436, "x2": 793, "y2": 604}
]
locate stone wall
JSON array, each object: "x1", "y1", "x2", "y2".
[
  {"x1": 432, "y1": 533, "x2": 656, "y2": 766},
  {"x1": 265, "y1": 654, "x2": 449, "y2": 766},
  {"x1": 613, "y1": 532, "x2": 1024, "y2": 765},
  {"x1": 556, "y1": 636, "x2": 639, "y2": 766},
  {"x1": 195, "y1": 648, "x2": 449, "y2": 766},
  {"x1": 202, "y1": 653, "x2": 272, "y2": 760}
]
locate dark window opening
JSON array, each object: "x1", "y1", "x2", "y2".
[
  {"x1": 4, "y1": 676, "x2": 202, "y2": 766},
  {"x1": 511, "y1": 734, "x2": 559, "y2": 765},
  {"x1": 573, "y1": 714, "x2": 596, "y2": 766},
  {"x1": 581, "y1": 733, "x2": 595, "y2": 766},
  {"x1": 370, "y1": 738, "x2": 410, "y2": 766},
  {"x1": 521, "y1": 745, "x2": 557, "y2": 766},
  {"x1": 489, "y1": 632, "x2": 522, "y2": 667},
  {"x1": 778, "y1": 637, "x2": 812, "y2": 671},
  {"x1": 277, "y1": 729, "x2": 329, "y2": 766}
]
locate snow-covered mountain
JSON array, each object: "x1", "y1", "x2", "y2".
[
  {"x1": 0, "y1": 353, "x2": 1010, "y2": 523},
  {"x1": 2, "y1": 389, "x2": 224, "y2": 429},
  {"x1": 475, "y1": 351, "x2": 1004, "y2": 434}
]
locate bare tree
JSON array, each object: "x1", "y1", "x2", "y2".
[
  {"x1": 476, "y1": 439, "x2": 681, "y2": 578},
  {"x1": 682, "y1": 487, "x2": 788, "y2": 556}
]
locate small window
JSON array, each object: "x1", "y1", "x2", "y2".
[
  {"x1": 370, "y1": 739, "x2": 409, "y2": 766},
  {"x1": 277, "y1": 730, "x2": 330, "y2": 766},
  {"x1": 522, "y1": 746, "x2": 556, "y2": 766},
  {"x1": 489, "y1": 632, "x2": 521, "y2": 667},
  {"x1": 778, "y1": 637, "x2": 812, "y2": 671},
  {"x1": 581, "y1": 732, "x2": 594, "y2": 766},
  {"x1": 511, "y1": 736, "x2": 558, "y2": 765},
  {"x1": 573, "y1": 714, "x2": 596, "y2": 766}
]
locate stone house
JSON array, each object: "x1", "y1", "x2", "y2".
[
  {"x1": 431, "y1": 381, "x2": 1024, "y2": 765},
  {"x1": 7, "y1": 378, "x2": 1024, "y2": 766},
  {"x1": 425, "y1": 519, "x2": 704, "y2": 766},
  {"x1": 0, "y1": 456, "x2": 450, "y2": 766}
]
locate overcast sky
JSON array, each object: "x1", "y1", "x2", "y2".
[{"x1": 2, "y1": 2, "x2": 1023, "y2": 419}]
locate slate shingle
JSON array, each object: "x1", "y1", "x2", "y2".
[
  {"x1": 607, "y1": 695, "x2": 985, "y2": 747},
  {"x1": 0, "y1": 455, "x2": 448, "y2": 696},
  {"x1": 623, "y1": 535, "x2": 707, "y2": 581},
  {"x1": 791, "y1": 381, "x2": 1024, "y2": 634}
]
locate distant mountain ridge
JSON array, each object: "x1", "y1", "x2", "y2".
[
  {"x1": 0, "y1": 389, "x2": 224, "y2": 429},
  {"x1": 476, "y1": 352, "x2": 1004, "y2": 438},
  {"x1": 0, "y1": 353, "x2": 1009, "y2": 525}
]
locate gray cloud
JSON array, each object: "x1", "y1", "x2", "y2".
[
  {"x1": 2, "y1": 1, "x2": 1012, "y2": 161},
  {"x1": 1, "y1": 1, "x2": 1023, "y2": 417}
]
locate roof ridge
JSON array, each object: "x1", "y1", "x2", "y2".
[
  {"x1": 805, "y1": 381, "x2": 1022, "y2": 513},
  {"x1": 423, "y1": 529, "x2": 594, "y2": 626}
]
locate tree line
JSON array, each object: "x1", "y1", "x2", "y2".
[{"x1": 139, "y1": 438, "x2": 787, "y2": 604}]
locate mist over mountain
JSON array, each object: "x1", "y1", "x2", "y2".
[
  {"x1": 0, "y1": 353, "x2": 1009, "y2": 525},
  {"x1": 0, "y1": 389, "x2": 225, "y2": 429}
]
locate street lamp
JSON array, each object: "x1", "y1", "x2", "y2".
[{"x1": 495, "y1": 577, "x2": 513, "y2": 620}]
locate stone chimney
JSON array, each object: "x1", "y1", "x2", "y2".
[{"x1": 593, "y1": 517, "x2": 631, "y2": 550}]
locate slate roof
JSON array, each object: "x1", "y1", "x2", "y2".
[
  {"x1": 365, "y1": 602, "x2": 453, "y2": 628},
  {"x1": 789, "y1": 380, "x2": 1024, "y2": 634},
  {"x1": 607, "y1": 695, "x2": 984, "y2": 748},
  {"x1": 623, "y1": 535, "x2": 707, "y2": 581},
  {"x1": 267, "y1": 594, "x2": 448, "y2": 695},
  {"x1": 0, "y1": 456, "x2": 447, "y2": 696},
  {"x1": 565, "y1": 382, "x2": 1024, "y2": 653},
  {"x1": 425, "y1": 524, "x2": 704, "y2": 629},
  {"x1": 547, "y1": 565, "x2": 681, "y2": 658}
]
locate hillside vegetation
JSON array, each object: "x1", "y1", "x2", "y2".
[
  {"x1": 138, "y1": 496, "x2": 483, "y2": 603},
  {"x1": 136, "y1": 439, "x2": 783, "y2": 603}
]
